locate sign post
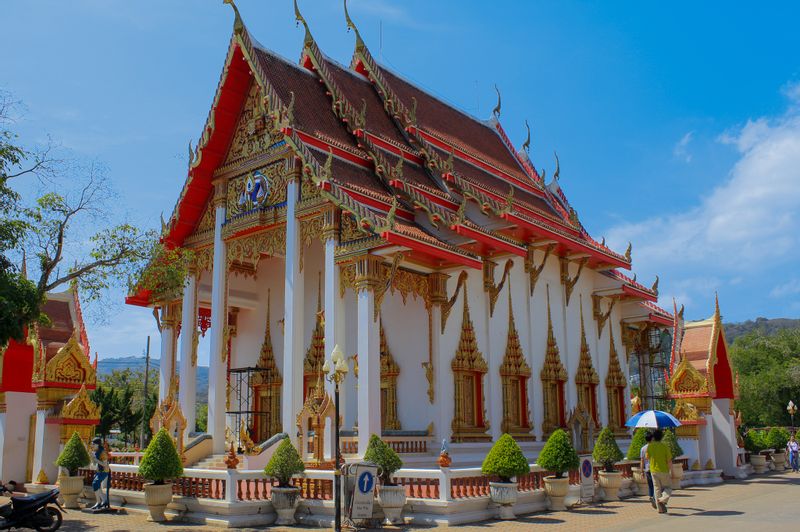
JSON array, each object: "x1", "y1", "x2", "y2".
[
  {"x1": 579, "y1": 455, "x2": 595, "y2": 502},
  {"x1": 349, "y1": 462, "x2": 378, "y2": 521}
]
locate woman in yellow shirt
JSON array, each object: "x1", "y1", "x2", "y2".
[{"x1": 645, "y1": 429, "x2": 672, "y2": 514}]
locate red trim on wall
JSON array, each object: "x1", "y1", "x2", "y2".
[{"x1": 381, "y1": 232, "x2": 482, "y2": 270}]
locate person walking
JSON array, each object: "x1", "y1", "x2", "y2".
[
  {"x1": 646, "y1": 429, "x2": 672, "y2": 514},
  {"x1": 640, "y1": 431, "x2": 655, "y2": 508},
  {"x1": 787, "y1": 433, "x2": 799, "y2": 473}
]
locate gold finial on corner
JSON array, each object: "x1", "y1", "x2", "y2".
[
  {"x1": 223, "y1": 0, "x2": 244, "y2": 34},
  {"x1": 652, "y1": 275, "x2": 659, "y2": 294},
  {"x1": 714, "y1": 291, "x2": 720, "y2": 320},
  {"x1": 293, "y1": 0, "x2": 312, "y2": 43},
  {"x1": 344, "y1": 0, "x2": 364, "y2": 45},
  {"x1": 553, "y1": 151, "x2": 560, "y2": 181},
  {"x1": 624, "y1": 242, "x2": 632, "y2": 262},
  {"x1": 522, "y1": 120, "x2": 531, "y2": 154},
  {"x1": 492, "y1": 85, "x2": 502, "y2": 118}
]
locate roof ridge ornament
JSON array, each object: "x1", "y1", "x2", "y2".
[
  {"x1": 624, "y1": 242, "x2": 632, "y2": 262},
  {"x1": 293, "y1": 0, "x2": 313, "y2": 46},
  {"x1": 553, "y1": 151, "x2": 560, "y2": 182},
  {"x1": 522, "y1": 120, "x2": 531, "y2": 154},
  {"x1": 344, "y1": 0, "x2": 365, "y2": 49},
  {"x1": 652, "y1": 275, "x2": 659, "y2": 295},
  {"x1": 492, "y1": 85, "x2": 502, "y2": 118},
  {"x1": 223, "y1": 0, "x2": 244, "y2": 35}
]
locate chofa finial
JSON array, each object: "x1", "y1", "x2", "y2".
[
  {"x1": 223, "y1": 0, "x2": 244, "y2": 34},
  {"x1": 492, "y1": 85, "x2": 501, "y2": 118},
  {"x1": 344, "y1": 0, "x2": 364, "y2": 44},
  {"x1": 522, "y1": 120, "x2": 531, "y2": 154},
  {"x1": 294, "y1": 0, "x2": 312, "y2": 42},
  {"x1": 553, "y1": 151, "x2": 560, "y2": 181},
  {"x1": 624, "y1": 242, "x2": 632, "y2": 262}
]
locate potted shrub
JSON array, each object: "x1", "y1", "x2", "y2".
[
  {"x1": 138, "y1": 428, "x2": 183, "y2": 522},
  {"x1": 363, "y1": 434, "x2": 405, "y2": 525},
  {"x1": 744, "y1": 430, "x2": 768, "y2": 473},
  {"x1": 626, "y1": 428, "x2": 649, "y2": 496},
  {"x1": 766, "y1": 427, "x2": 790, "y2": 470},
  {"x1": 264, "y1": 439, "x2": 305, "y2": 525},
  {"x1": 663, "y1": 430, "x2": 685, "y2": 489},
  {"x1": 55, "y1": 432, "x2": 91, "y2": 509},
  {"x1": 536, "y1": 429, "x2": 579, "y2": 511},
  {"x1": 481, "y1": 433, "x2": 530, "y2": 519},
  {"x1": 592, "y1": 428, "x2": 624, "y2": 501}
]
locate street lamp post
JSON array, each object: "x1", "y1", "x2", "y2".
[
  {"x1": 788, "y1": 400, "x2": 797, "y2": 429},
  {"x1": 322, "y1": 345, "x2": 349, "y2": 532}
]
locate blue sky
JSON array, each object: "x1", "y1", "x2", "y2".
[{"x1": 3, "y1": 1, "x2": 800, "y2": 362}]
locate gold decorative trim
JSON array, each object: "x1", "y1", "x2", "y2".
[
  {"x1": 541, "y1": 285, "x2": 567, "y2": 437},
  {"x1": 298, "y1": 213, "x2": 325, "y2": 272},
  {"x1": 441, "y1": 271, "x2": 469, "y2": 334},
  {"x1": 525, "y1": 243, "x2": 554, "y2": 296},
  {"x1": 303, "y1": 274, "x2": 325, "y2": 400},
  {"x1": 575, "y1": 296, "x2": 600, "y2": 424},
  {"x1": 592, "y1": 295, "x2": 616, "y2": 339},
  {"x1": 605, "y1": 329, "x2": 627, "y2": 433},
  {"x1": 559, "y1": 256, "x2": 588, "y2": 306},
  {"x1": 251, "y1": 290, "x2": 282, "y2": 441},
  {"x1": 499, "y1": 289, "x2": 533, "y2": 440},
  {"x1": 150, "y1": 374, "x2": 187, "y2": 458},
  {"x1": 34, "y1": 330, "x2": 96, "y2": 387},
  {"x1": 379, "y1": 320, "x2": 401, "y2": 431},
  {"x1": 483, "y1": 259, "x2": 513, "y2": 317},
  {"x1": 226, "y1": 226, "x2": 285, "y2": 274}
]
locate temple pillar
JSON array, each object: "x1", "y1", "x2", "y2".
[
  {"x1": 356, "y1": 256, "x2": 381, "y2": 456},
  {"x1": 208, "y1": 178, "x2": 229, "y2": 453},
  {"x1": 561, "y1": 289, "x2": 577, "y2": 414},
  {"x1": 179, "y1": 271, "x2": 198, "y2": 436},
  {"x1": 31, "y1": 391, "x2": 59, "y2": 484},
  {"x1": 157, "y1": 303, "x2": 178, "y2": 403},
  {"x1": 527, "y1": 274, "x2": 544, "y2": 442},
  {"x1": 0, "y1": 400, "x2": 5, "y2": 481},
  {"x1": 322, "y1": 209, "x2": 343, "y2": 459},
  {"x1": 484, "y1": 264, "x2": 503, "y2": 442},
  {"x1": 429, "y1": 273, "x2": 451, "y2": 444},
  {"x1": 282, "y1": 179, "x2": 304, "y2": 446}
]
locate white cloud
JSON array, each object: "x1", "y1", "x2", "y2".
[
  {"x1": 673, "y1": 131, "x2": 694, "y2": 162},
  {"x1": 770, "y1": 279, "x2": 800, "y2": 298}
]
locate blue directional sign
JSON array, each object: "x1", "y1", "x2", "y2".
[
  {"x1": 358, "y1": 470, "x2": 375, "y2": 494},
  {"x1": 351, "y1": 463, "x2": 378, "y2": 519}
]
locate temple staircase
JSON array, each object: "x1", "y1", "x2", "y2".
[{"x1": 191, "y1": 453, "x2": 245, "y2": 470}]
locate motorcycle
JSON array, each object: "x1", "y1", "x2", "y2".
[{"x1": 0, "y1": 483, "x2": 64, "y2": 531}]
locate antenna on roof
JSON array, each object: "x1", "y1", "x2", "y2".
[
  {"x1": 522, "y1": 120, "x2": 531, "y2": 154},
  {"x1": 492, "y1": 85, "x2": 502, "y2": 118}
]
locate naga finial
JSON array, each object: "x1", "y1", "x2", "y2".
[
  {"x1": 553, "y1": 151, "x2": 560, "y2": 181},
  {"x1": 624, "y1": 242, "x2": 632, "y2": 261},
  {"x1": 522, "y1": 120, "x2": 531, "y2": 154},
  {"x1": 344, "y1": 0, "x2": 364, "y2": 46},
  {"x1": 600, "y1": 236, "x2": 606, "y2": 246},
  {"x1": 160, "y1": 212, "x2": 168, "y2": 235},
  {"x1": 632, "y1": 273, "x2": 637, "y2": 283},
  {"x1": 188, "y1": 140, "x2": 195, "y2": 167},
  {"x1": 652, "y1": 275, "x2": 659, "y2": 294},
  {"x1": 293, "y1": 0, "x2": 312, "y2": 43},
  {"x1": 223, "y1": 0, "x2": 244, "y2": 35},
  {"x1": 492, "y1": 84, "x2": 501, "y2": 118}
]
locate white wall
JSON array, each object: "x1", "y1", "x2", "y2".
[{"x1": 2, "y1": 392, "x2": 36, "y2": 483}]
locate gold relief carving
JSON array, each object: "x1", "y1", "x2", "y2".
[
  {"x1": 441, "y1": 271, "x2": 469, "y2": 334},
  {"x1": 251, "y1": 290, "x2": 283, "y2": 441},
  {"x1": 541, "y1": 286, "x2": 568, "y2": 437},
  {"x1": 673, "y1": 399, "x2": 701, "y2": 439},
  {"x1": 575, "y1": 297, "x2": 600, "y2": 425},
  {"x1": 303, "y1": 277, "x2": 326, "y2": 400},
  {"x1": 38, "y1": 331, "x2": 96, "y2": 387},
  {"x1": 499, "y1": 290, "x2": 533, "y2": 440},
  {"x1": 28, "y1": 324, "x2": 44, "y2": 383},
  {"x1": 606, "y1": 330, "x2": 627, "y2": 433},
  {"x1": 150, "y1": 375, "x2": 187, "y2": 458},
  {"x1": 379, "y1": 320, "x2": 401, "y2": 431},
  {"x1": 320, "y1": 206, "x2": 339, "y2": 241},
  {"x1": 668, "y1": 356, "x2": 709, "y2": 396},
  {"x1": 450, "y1": 285, "x2": 490, "y2": 443},
  {"x1": 226, "y1": 159, "x2": 289, "y2": 217},
  {"x1": 339, "y1": 262, "x2": 357, "y2": 298},
  {"x1": 194, "y1": 246, "x2": 214, "y2": 273},
  {"x1": 592, "y1": 295, "x2": 616, "y2": 339},
  {"x1": 196, "y1": 203, "x2": 216, "y2": 235},
  {"x1": 483, "y1": 259, "x2": 513, "y2": 317},
  {"x1": 226, "y1": 227, "x2": 286, "y2": 271},
  {"x1": 524, "y1": 243, "x2": 555, "y2": 296},
  {"x1": 354, "y1": 254, "x2": 384, "y2": 294},
  {"x1": 559, "y1": 256, "x2": 588, "y2": 306},
  {"x1": 295, "y1": 378, "x2": 334, "y2": 466},
  {"x1": 372, "y1": 253, "x2": 403, "y2": 322},
  {"x1": 224, "y1": 81, "x2": 281, "y2": 165},
  {"x1": 212, "y1": 178, "x2": 228, "y2": 208},
  {"x1": 61, "y1": 385, "x2": 100, "y2": 420},
  {"x1": 298, "y1": 214, "x2": 325, "y2": 272},
  {"x1": 340, "y1": 212, "x2": 370, "y2": 243},
  {"x1": 428, "y1": 272, "x2": 449, "y2": 305}
]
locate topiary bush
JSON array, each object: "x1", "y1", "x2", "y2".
[
  {"x1": 481, "y1": 433, "x2": 530, "y2": 483},
  {"x1": 55, "y1": 431, "x2": 91, "y2": 476},
  {"x1": 139, "y1": 428, "x2": 184, "y2": 485},
  {"x1": 626, "y1": 428, "x2": 648, "y2": 461},
  {"x1": 264, "y1": 438, "x2": 305, "y2": 488},
  {"x1": 663, "y1": 429, "x2": 684, "y2": 461},
  {"x1": 537, "y1": 429, "x2": 579, "y2": 479},
  {"x1": 744, "y1": 429, "x2": 767, "y2": 454},
  {"x1": 592, "y1": 427, "x2": 624, "y2": 472},
  {"x1": 766, "y1": 427, "x2": 791, "y2": 452},
  {"x1": 363, "y1": 434, "x2": 403, "y2": 485}
]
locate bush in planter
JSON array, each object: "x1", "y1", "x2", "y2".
[
  {"x1": 139, "y1": 428, "x2": 184, "y2": 485},
  {"x1": 55, "y1": 431, "x2": 91, "y2": 476},
  {"x1": 264, "y1": 439, "x2": 305, "y2": 488},
  {"x1": 663, "y1": 429, "x2": 684, "y2": 459},
  {"x1": 363, "y1": 434, "x2": 403, "y2": 485},
  {"x1": 481, "y1": 433, "x2": 530, "y2": 483},
  {"x1": 766, "y1": 427, "x2": 791, "y2": 452},
  {"x1": 537, "y1": 429, "x2": 579, "y2": 478},
  {"x1": 625, "y1": 428, "x2": 648, "y2": 461},
  {"x1": 744, "y1": 429, "x2": 767, "y2": 454},
  {"x1": 592, "y1": 427, "x2": 624, "y2": 473}
]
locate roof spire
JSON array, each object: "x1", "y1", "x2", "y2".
[
  {"x1": 222, "y1": 0, "x2": 244, "y2": 35},
  {"x1": 293, "y1": 0, "x2": 313, "y2": 45},
  {"x1": 344, "y1": 0, "x2": 365, "y2": 48},
  {"x1": 522, "y1": 120, "x2": 531, "y2": 154},
  {"x1": 714, "y1": 291, "x2": 720, "y2": 321},
  {"x1": 21, "y1": 249, "x2": 27, "y2": 280},
  {"x1": 492, "y1": 85, "x2": 502, "y2": 118}
]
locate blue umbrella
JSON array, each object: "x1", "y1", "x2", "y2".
[{"x1": 625, "y1": 410, "x2": 682, "y2": 429}]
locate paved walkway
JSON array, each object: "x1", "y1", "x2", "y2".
[{"x1": 42, "y1": 470, "x2": 799, "y2": 531}]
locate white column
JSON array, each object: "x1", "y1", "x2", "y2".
[
  {"x1": 431, "y1": 304, "x2": 451, "y2": 444},
  {"x1": 179, "y1": 273, "x2": 198, "y2": 436},
  {"x1": 157, "y1": 307, "x2": 177, "y2": 403},
  {"x1": 356, "y1": 259, "x2": 381, "y2": 455},
  {"x1": 323, "y1": 222, "x2": 345, "y2": 459},
  {"x1": 0, "y1": 410, "x2": 6, "y2": 481},
  {"x1": 31, "y1": 409, "x2": 46, "y2": 483},
  {"x1": 527, "y1": 268, "x2": 545, "y2": 441},
  {"x1": 485, "y1": 274, "x2": 502, "y2": 442},
  {"x1": 208, "y1": 181, "x2": 228, "y2": 453},
  {"x1": 282, "y1": 180, "x2": 304, "y2": 446},
  {"x1": 561, "y1": 289, "x2": 577, "y2": 413}
]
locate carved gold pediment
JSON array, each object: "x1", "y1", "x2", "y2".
[
  {"x1": 36, "y1": 331, "x2": 96, "y2": 387},
  {"x1": 61, "y1": 385, "x2": 100, "y2": 420},
  {"x1": 673, "y1": 399, "x2": 699, "y2": 421},
  {"x1": 668, "y1": 356, "x2": 708, "y2": 397}
]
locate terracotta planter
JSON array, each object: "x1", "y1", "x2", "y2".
[
  {"x1": 271, "y1": 486, "x2": 301, "y2": 525},
  {"x1": 597, "y1": 470, "x2": 622, "y2": 501},
  {"x1": 57, "y1": 475, "x2": 85, "y2": 509},
  {"x1": 143, "y1": 482, "x2": 173, "y2": 522},
  {"x1": 772, "y1": 451, "x2": 786, "y2": 470},
  {"x1": 378, "y1": 484, "x2": 406, "y2": 525},
  {"x1": 671, "y1": 462, "x2": 684, "y2": 490},
  {"x1": 750, "y1": 454, "x2": 768, "y2": 474},
  {"x1": 543, "y1": 476, "x2": 569, "y2": 511},
  {"x1": 631, "y1": 467, "x2": 649, "y2": 496},
  {"x1": 489, "y1": 482, "x2": 518, "y2": 520}
]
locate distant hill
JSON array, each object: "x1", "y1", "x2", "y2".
[
  {"x1": 724, "y1": 318, "x2": 800, "y2": 343},
  {"x1": 97, "y1": 356, "x2": 208, "y2": 404}
]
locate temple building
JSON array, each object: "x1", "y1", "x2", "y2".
[{"x1": 127, "y1": 2, "x2": 674, "y2": 465}]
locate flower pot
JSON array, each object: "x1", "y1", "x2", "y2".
[
  {"x1": 772, "y1": 451, "x2": 786, "y2": 470},
  {"x1": 57, "y1": 475, "x2": 85, "y2": 509},
  {"x1": 598, "y1": 470, "x2": 622, "y2": 501},
  {"x1": 143, "y1": 482, "x2": 173, "y2": 522},
  {"x1": 378, "y1": 484, "x2": 406, "y2": 525},
  {"x1": 671, "y1": 462, "x2": 684, "y2": 490},
  {"x1": 543, "y1": 476, "x2": 569, "y2": 511},
  {"x1": 271, "y1": 486, "x2": 301, "y2": 525},
  {"x1": 489, "y1": 482, "x2": 518, "y2": 520},
  {"x1": 750, "y1": 454, "x2": 768, "y2": 474},
  {"x1": 631, "y1": 467, "x2": 649, "y2": 496}
]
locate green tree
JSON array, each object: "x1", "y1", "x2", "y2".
[
  {"x1": 196, "y1": 404, "x2": 208, "y2": 433},
  {"x1": 537, "y1": 429, "x2": 579, "y2": 478},
  {"x1": 55, "y1": 432, "x2": 91, "y2": 476},
  {"x1": 264, "y1": 439, "x2": 305, "y2": 487},
  {"x1": 481, "y1": 433, "x2": 530, "y2": 482},
  {"x1": 592, "y1": 427, "x2": 624, "y2": 472},
  {"x1": 139, "y1": 428, "x2": 183, "y2": 484},
  {"x1": 91, "y1": 386, "x2": 119, "y2": 440},
  {"x1": 363, "y1": 434, "x2": 403, "y2": 485},
  {"x1": 626, "y1": 428, "x2": 649, "y2": 461}
]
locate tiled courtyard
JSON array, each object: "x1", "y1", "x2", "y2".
[{"x1": 42, "y1": 470, "x2": 799, "y2": 531}]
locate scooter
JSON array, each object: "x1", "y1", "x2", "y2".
[{"x1": 0, "y1": 483, "x2": 64, "y2": 531}]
